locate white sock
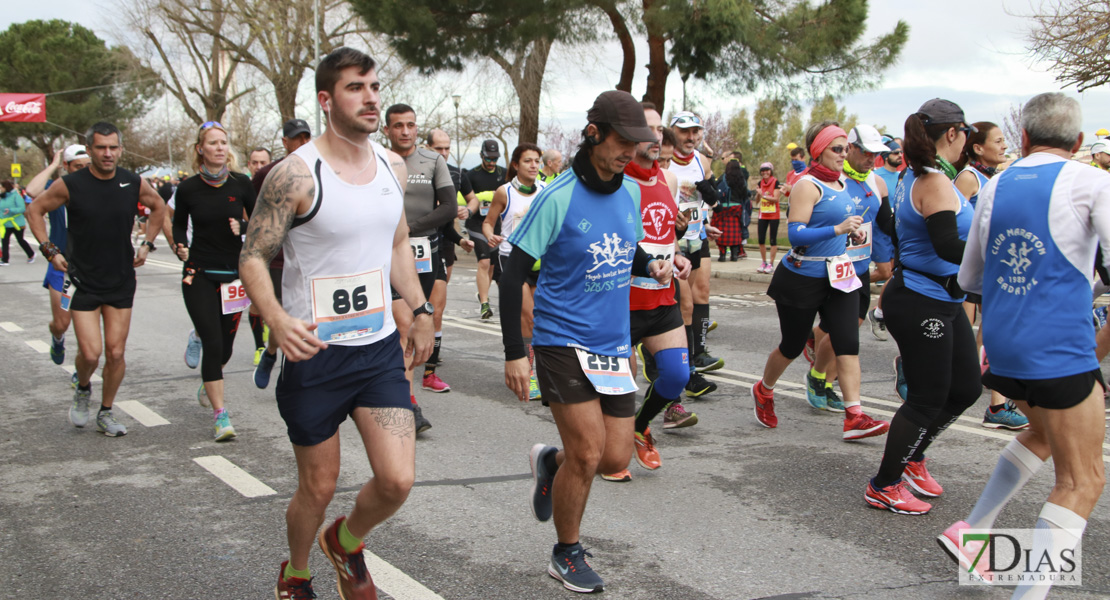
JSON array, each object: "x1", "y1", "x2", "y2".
[
  {"x1": 1011, "y1": 502, "x2": 1085, "y2": 600},
  {"x1": 966, "y1": 439, "x2": 1045, "y2": 529},
  {"x1": 873, "y1": 307, "x2": 884, "y2": 319}
]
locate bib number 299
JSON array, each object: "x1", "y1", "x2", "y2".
[{"x1": 585, "y1": 354, "x2": 621, "y2": 372}]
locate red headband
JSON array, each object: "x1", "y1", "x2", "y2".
[{"x1": 809, "y1": 125, "x2": 848, "y2": 159}]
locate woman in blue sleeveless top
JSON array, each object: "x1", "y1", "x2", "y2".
[{"x1": 865, "y1": 99, "x2": 982, "y2": 515}]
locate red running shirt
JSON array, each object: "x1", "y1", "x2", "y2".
[{"x1": 629, "y1": 174, "x2": 678, "y2": 311}]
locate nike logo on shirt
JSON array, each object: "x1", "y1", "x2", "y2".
[{"x1": 120, "y1": 183, "x2": 131, "y2": 187}]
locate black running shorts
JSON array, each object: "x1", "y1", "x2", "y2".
[
  {"x1": 69, "y1": 277, "x2": 137, "y2": 312},
  {"x1": 533, "y1": 346, "x2": 636, "y2": 418},
  {"x1": 630, "y1": 304, "x2": 684, "y2": 347},
  {"x1": 983, "y1": 368, "x2": 1105, "y2": 411}
]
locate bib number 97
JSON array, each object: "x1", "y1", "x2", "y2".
[
  {"x1": 834, "y1": 262, "x2": 855, "y2": 279},
  {"x1": 333, "y1": 285, "x2": 369, "y2": 315}
]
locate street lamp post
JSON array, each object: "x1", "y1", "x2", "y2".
[{"x1": 452, "y1": 94, "x2": 462, "y2": 166}]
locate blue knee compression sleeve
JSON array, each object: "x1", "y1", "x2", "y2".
[{"x1": 653, "y1": 347, "x2": 690, "y2": 399}]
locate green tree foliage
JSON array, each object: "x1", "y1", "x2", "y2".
[
  {"x1": 0, "y1": 20, "x2": 157, "y2": 161},
  {"x1": 728, "y1": 108, "x2": 751, "y2": 161},
  {"x1": 806, "y1": 94, "x2": 856, "y2": 131},
  {"x1": 348, "y1": 0, "x2": 592, "y2": 145},
  {"x1": 749, "y1": 97, "x2": 787, "y2": 167}
]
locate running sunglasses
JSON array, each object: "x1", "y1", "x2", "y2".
[
  {"x1": 827, "y1": 145, "x2": 848, "y2": 155},
  {"x1": 670, "y1": 114, "x2": 702, "y2": 128},
  {"x1": 957, "y1": 123, "x2": 978, "y2": 134},
  {"x1": 200, "y1": 121, "x2": 224, "y2": 130}
]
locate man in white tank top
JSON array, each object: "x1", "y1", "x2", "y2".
[{"x1": 239, "y1": 47, "x2": 434, "y2": 600}]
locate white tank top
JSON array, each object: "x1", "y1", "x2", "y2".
[
  {"x1": 282, "y1": 140, "x2": 404, "y2": 346},
  {"x1": 497, "y1": 180, "x2": 544, "y2": 256},
  {"x1": 667, "y1": 154, "x2": 707, "y2": 241}
]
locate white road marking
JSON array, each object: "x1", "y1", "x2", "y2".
[
  {"x1": 114, "y1": 400, "x2": 170, "y2": 427},
  {"x1": 144, "y1": 258, "x2": 183, "y2": 271},
  {"x1": 25, "y1": 340, "x2": 50, "y2": 353},
  {"x1": 192, "y1": 456, "x2": 277, "y2": 498},
  {"x1": 442, "y1": 315, "x2": 501, "y2": 336},
  {"x1": 363, "y1": 549, "x2": 446, "y2": 600},
  {"x1": 61, "y1": 364, "x2": 102, "y2": 383},
  {"x1": 0, "y1": 321, "x2": 23, "y2": 332}
]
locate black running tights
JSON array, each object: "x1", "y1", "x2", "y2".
[
  {"x1": 874, "y1": 275, "x2": 981, "y2": 487},
  {"x1": 2, "y1": 227, "x2": 33, "y2": 262},
  {"x1": 182, "y1": 275, "x2": 242, "y2": 382}
]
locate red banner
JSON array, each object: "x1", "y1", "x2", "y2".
[{"x1": 0, "y1": 93, "x2": 46, "y2": 123}]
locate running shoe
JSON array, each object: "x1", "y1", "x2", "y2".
[
  {"x1": 938, "y1": 520, "x2": 992, "y2": 579},
  {"x1": 824, "y1": 384, "x2": 845, "y2": 412},
  {"x1": 802, "y1": 336, "x2": 815, "y2": 365},
  {"x1": 70, "y1": 387, "x2": 91, "y2": 428},
  {"x1": 421, "y1": 372, "x2": 451, "y2": 393},
  {"x1": 634, "y1": 428, "x2": 661, "y2": 470},
  {"x1": 197, "y1": 383, "x2": 211, "y2": 408},
  {"x1": 477, "y1": 293, "x2": 493, "y2": 320},
  {"x1": 663, "y1": 403, "x2": 697, "y2": 429},
  {"x1": 902, "y1": 458, "x2": 943, "y2": 497},
  {"x1": 685, "y1": 372, "x2": 716, "y2": 398},
  {"x1": 0, "y1": 261, "x2": 8, "y2": 266},
  {"x1": 600, "y1": 469, "x2": 631, "y2": 482},
  {"x1": 275, "y1": 561, "x2": 317, "y2": 600},
  {"x1": 636, "y1": 344, "x2": 658, "y2": 383},
  {"x1": 26, "y1": 253, "x2": 36, "y2": 264},
  {"x1": 317, "y1": 516, "x2": 377, "y2": 600},
  {"x1": 751, "y1": 381, "x2": 777, "y2": 428},
  {"x1": 70, "y1": 371, "x2": 78, "y2": 389},
  {"x1": 96, "y1": 410, "x2": 127, "y2": 437},
  {"x1": 529, "y1": 444, "x2": 558, "y2": 522},
  {"x1": 805, "y1": 371, "x2": 827, "y2": 410},
  {"x1": 864, "y1": 479, "x2": 931, "y2": 515},
  {"x1": 867, "y1": 308, "x2": 888, "y2": 341},
  {"x1": 254, "y1": 349, "x2": 278, "y2": 389},
  {"x1": 982, "y1": 401, "x2": 1029, "y2": 430},
  {"x1": 707, "y1": 320, "x2": 718, "y2": 333},
  {"x1": 843, "y1": 412, "x2": 889, "y2": 440},
  {"x1": 692, "y1": 352, "x2": 724, "y2": 373},
  {"x1": 528, "y1": 375, "x2": 542, "y2": 401},
  {"x1": 413, "y1": 404, "x2": 431, "y2": 434},
  {"x1": 214, "y1": 410, "x2": 236, "y2": 441},
  {"x1": 184, "y1": 329, "x2": 201, "y2": 369},
  {"x1": 893, "y1": 355, "x2": 907, "y2": 402},
  {"x1": 253, "y1": 347, "x2": 265, "y2": 366},
  {"x1": 50, "y1": 335, "x2": 64, "y2": 365},
  {"x1": 759, "y1": 262, "x2": 770, "y2": 274},
  {"x1": 548, "y1": 543, "x2": 604, "y2": 594}
]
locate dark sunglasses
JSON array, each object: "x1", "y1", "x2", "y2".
[{"x1": 827, "y1": 145, "x2": 848, "y2": 155}]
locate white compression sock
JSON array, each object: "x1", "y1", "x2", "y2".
[
  {"x1": 966, "y1": 438, "x2": 1045, "y2": 530},
  {"x1": 1011, "y1": 502, "x2": 1085, "y2": 600}
]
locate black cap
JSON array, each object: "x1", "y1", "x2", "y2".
[
  {"x1": 917, "y1": 99, "x2": 977, "y2": 132},
  {"x1": 587, "y1": 90, "x2": 656, "y2": 143},
  {"x1": 480, "y1": 139, "x2": 500, "y2": 160},
  {"x1": 283, "y1": 118, "x2": 311, "y2": 139}
]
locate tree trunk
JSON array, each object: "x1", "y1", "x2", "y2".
[
  {"x1": 274, "y1": 75, "x2": 300, "y2": 123},
  {"x1": 504, "y1": 36, "x2": 553, "y2": 146},
  {"x1": 643, "y1": 0, "x2": 669, "y2": 109},
  {"x1": 598, "y1": 1, "x2": 635, "y2": 93}
]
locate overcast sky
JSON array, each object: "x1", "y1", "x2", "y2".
[{"x1": 5, "y1": 1, "x2": 1109, "y2": 158}]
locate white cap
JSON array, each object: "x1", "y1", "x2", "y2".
[
  {"x1": 62, "y1": 144, "x2": 89, "y2": 163},
  {"x1": 1091, "y1": 140, "x2": 1110, "y2": 156},
  {"x1": 847, "y1": 125, "x2": 891, "y2": 154}
]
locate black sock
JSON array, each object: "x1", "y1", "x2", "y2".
[
  {"x1": 693, "y1": 303, "x2": 710, "y2": 356},
  {"x1": 425, "y1": 335, "x2": 442, "y2": 372},
  {"x1": 685, "y1": 324, "x2": 695, "y2": 356},
  {"x1": 99, "y1": 404, "x2": 110, "y2": 413},
  {"x1": 909, "y1": 410, "x2": 960, "y2": 463},
  {"x1": 555, "y1": 541, "x2": 578, "y2": 551},
  {"x1": 874, "y1": 405, "x2": 932, "y2": 487},
  {"x1": 78, "y1": 383, "x2": 91, "y2": 392},
  {"x1": 634, "y1": 383, "x2": 673, "y2": 433},
  {"x1": 249, "y1": 314, "x2": 265, "y2": 348}
]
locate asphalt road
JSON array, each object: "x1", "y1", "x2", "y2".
[{"x1": 1, "y1": 249, "x2": 1108, "y2": 600}]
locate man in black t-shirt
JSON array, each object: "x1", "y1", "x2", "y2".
[
  {"x1": 466, "y1": 139, "x2": 507, "y2": 319},
  {"x1": 27, "y1": 121, "x2": 166, "y2": 437}
]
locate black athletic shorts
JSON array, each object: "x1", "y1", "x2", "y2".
[
  {"x1": 275, "y1": 330, "x2": 411, "y2": 446},
  {"x1": 416, "y1": 248, "x2": 445, "y2": 298},
  {"x1": 983, "y1": 368, "x2": 1105, "y2": 410},
  {"x1": 681, "y1": 245, "x2": 703, "y2": 270},
  {"x1": 70, "y1": 277, "x2": 137, "y2": 312},
  {"x1": 533, "y1": 346, "x2": 636, "y2": 417},
  {"x1": 495, "y1": 252, "x2": 538, "y2": 287},
  {"x1": 469, "y1": 230, "x2": 495, "y2": 261},
  {"x1": 699, "y1": 242, "x2": 711, "y2": 258},
  {"x1": 856, "y1": 269, "x2": 871, "y2": 320},
  {"x1": 442, "y1": 241, "x2": 457, "y2": 268},
  {"x1": 630, "y1": 304, "x2": 684, "y2": 346}
]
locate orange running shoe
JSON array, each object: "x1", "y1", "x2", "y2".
[
  {"x1": 634, "y1": 428, "x2": 661, "y2": 470},
  {"x1": 751, "y1": 381, "x2": 777, "y2": 428},
  {"x1": 317, "y1": 516, "x2": 377, "y2": 600},
  {"x1": 903, "y1": 458, "x2": 943, "y2": 497},
  {"x1": 864, "y1": 480, "x2": 932, "y2": 515},
  {"x1": 842, "y1": 411, "x2": 890, "y2": 441},
  {"x1": 601, "y1": 469, "x2": 632, "y2": 482}
]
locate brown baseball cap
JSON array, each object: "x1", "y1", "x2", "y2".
[{"x1": 586, "y1": 90, "x2": 656, "y2": 143}]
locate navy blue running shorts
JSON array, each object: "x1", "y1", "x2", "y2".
[
  {"x1": 533, "y1": 346, "x2": 636, "y2": 418},
  {"x1": 983, "y1": 368, "x2": 1105, "y2": 411},
  {"x1": 43, "y1": 263, "x2": 64, "y2": 292},
  {"x1": 276, "y1": 329, "x2": 411, "y2": 446}
]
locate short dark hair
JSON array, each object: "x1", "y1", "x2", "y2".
[
  {"x1": 660, "y1": 127, "x2": 678, "y2": 148},
  {"x1": 385, "y1": 103, "x2": 416, "y2": 127},
  {"x1": 315, "y1": 47, "x2": 376, "y2": 96},
  {"x1": 789, "y1": 147, "x2": 805, "y2": 158},
  {"x1": 578, "y1": 122, "x2": 614, "y2": 154},
  {"x1": 85, "y1": 121, "x2": 122, "y2": 147},
  {"x1": 249, "y1": 147, "x2": 272, "y2": 160},
  {"x1": 641, "y1": 101, "x2": 658, "y2": 112}
]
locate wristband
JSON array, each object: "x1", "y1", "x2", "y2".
[{"x1": 39, "y1": 241, "x2": 60, "y2": 261}]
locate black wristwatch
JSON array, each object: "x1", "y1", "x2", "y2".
[
  {"x1": 140, "y1": 240, "x2": 156, "y2": 251},
  {"x1": 413, "y1": 302, "x2": 434, "y2": 318}
]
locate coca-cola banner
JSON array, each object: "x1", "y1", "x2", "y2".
[{"x1": 0, "y1": 94, "x2": 46, "y2": 123}]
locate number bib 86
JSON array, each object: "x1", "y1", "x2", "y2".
[{"x1": 310, "y1": 269, "x2": 387, "y2": 342}]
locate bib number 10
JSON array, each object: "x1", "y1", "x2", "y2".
[{"x1": 332, "y1": 285, "x2": 369, "y2": 315}]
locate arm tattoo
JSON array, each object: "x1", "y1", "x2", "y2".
[
  {"x1": 241, "y1": 160, "x2": 314, "y2": 266},
  {"x1": 369, "y1": 407, "x2": 415, "y2": 438}
]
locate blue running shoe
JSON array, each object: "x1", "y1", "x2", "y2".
[
  {"x1": 529, "y1": 444, "x2": 558, "y2": 522},
  {"x1": 548, "y1": 543, "x2": 604, "y2": 593},
  {"x1": 254, "y1": 349, "x2": 277, "y2": 389},
  {"x1": 893, "y1": 356, "x2": 907, "y2": 402},
  {"x1": 806, "y1": 371, "x2": 827, "y2": 410},
  {"x1": 982, "y1": 401, "x2": 1030, "y2": 430},
  {"x1": 824, "y1": 384, "x2": 845, "y2": 412},
  {"x1": 71, "y1": 371, "x2": 78, "y2": 389},
  {"x1": 50, "y1": 336, "x2": 65, "y2": 365},
  {"x1": 184, "y1": 330, "x2": 201, "y2": 369}
]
